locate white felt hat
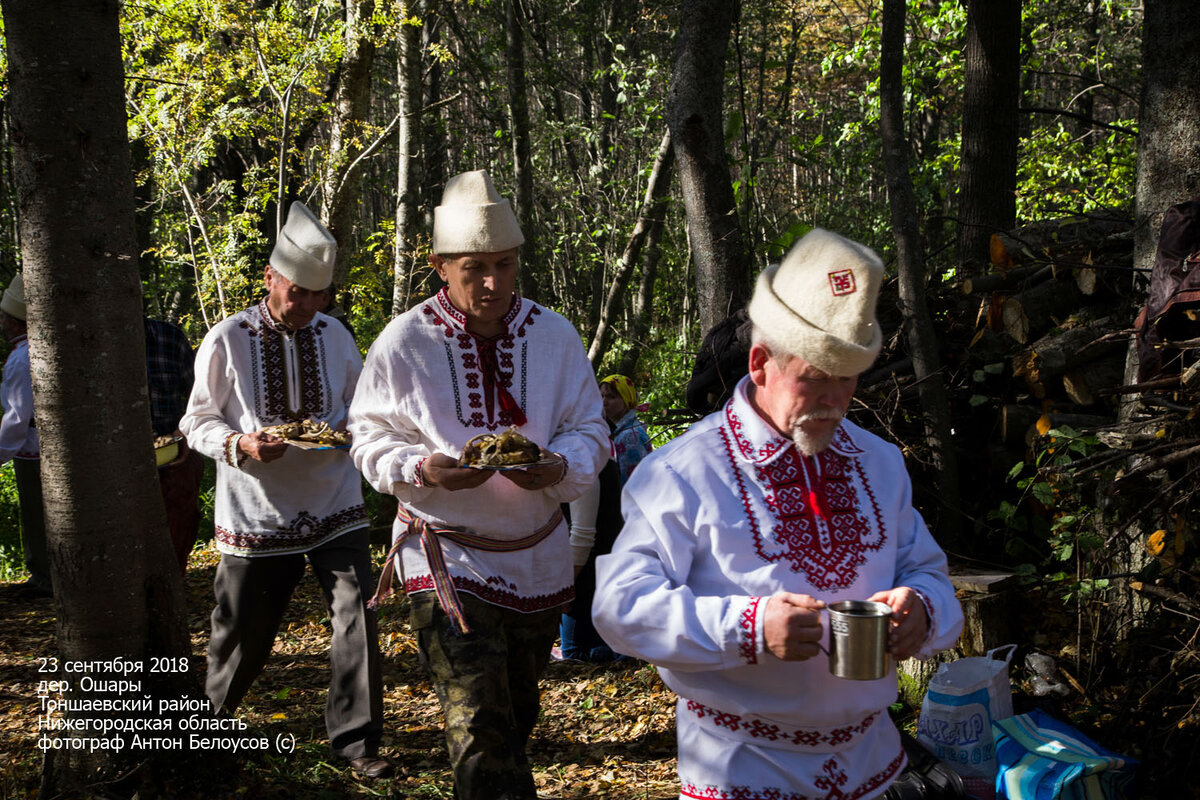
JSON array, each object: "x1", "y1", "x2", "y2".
[
  {"x1": 432, "y1": 169, "x2": 525, "y2": 255},
  {"x1": 269, "y1": 201, "x2": 336, "y2": 290},
  {"x1": 1, "y1": 273, "x2": 26, "y2": 321},
  {"x1": 747, "y1": 228, "x2": 883, "y2": 376}
]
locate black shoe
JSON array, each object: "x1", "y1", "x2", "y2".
[{"x1": 347, "y1": 755, "x2": 393, "y2": 779}]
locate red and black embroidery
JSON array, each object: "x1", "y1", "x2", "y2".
[
  {"x1": 404, "y1": 573, "x2": 574, "y2": 613},
  {"x1": 679, "y1": 749, "x2": 903, "y2": 800},
  {"x1": 723, "y1": 407, "x2": 885, "y2": 590},
  {"x1": 684, "y1": 701, "x2": 879, "y2": 749},
  {"x1": 249, "y1": 301, "x2": 330, "y2": 421},
  {"x1": 738, "y1": 597, "x2": 762, "y2": 664},
  {"x1": 216, "y1": 504, "x2": 367, "y2": 553},
  {"x1": 424, "y1": 289, "x2": 533, "y2": 431}
]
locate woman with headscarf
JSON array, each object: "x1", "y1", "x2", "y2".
[{"x1": 598, "y1": 374, "x2": 652, "y2": 486}]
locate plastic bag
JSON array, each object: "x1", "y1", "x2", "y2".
[{"x1": 916, "y1": 645, "x2": 1017, "y2": 782}]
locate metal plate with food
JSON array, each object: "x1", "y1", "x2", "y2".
[
  {"x1": 458, "y1": 426, "x2": 546, "y2": 469},
  {"x1": 154, "y1": 435, "x2": 183, "y2": 467},
  {"x1": 466, "y1": 457, "x2": 561, "y2": 472},
  {"x1": 261, "y1": 419, "x2": 352, "y2": 450}
]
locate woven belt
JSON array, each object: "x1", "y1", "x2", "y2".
[{"x1": 369, "y1": 506, "x2": 563, "y2": 634}]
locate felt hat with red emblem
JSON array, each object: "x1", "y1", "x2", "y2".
[{"x1": 747, "y1": 227, "x2": 883, "y2": 377}]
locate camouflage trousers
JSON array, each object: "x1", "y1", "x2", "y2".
[{"x1": 410, "y1": 591, "x2": 559, "y2": 800}]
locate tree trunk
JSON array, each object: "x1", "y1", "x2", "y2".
[
  {"x1": 1, "y1": 0, "x2": 197, "y2": 792},
  {"x1": 325, "y1": 0, "x2": 377, "y2": 291},
  {"x1": 955, "y1": 0, "x2": 1021, "y2": 274},
  {"x1": 421, "y1": 0, "x2": 446, "y2": 234},
  {"x1": 393, "y1": 0, "x2": 424, "y2": 317},
  {"x1": 506, "y1": 0, "x2": 541, "y2": 303},
  {"x1": 1133, "y1": 1, "x2": 1200, "y2": 284},
  {"x1": 1109, "y1": 0, "x2": 1200, "y2": 636},
  {"x1": 668, "y1": 0, "x2": 748, "y2": 336},
  {"x1": 616, "y1": 210, "x2": 668, "y2": 379},
  {"x1": 588, "y1": 129, "x2": 674, "y2": 368},
  {"x1": 880, "y1": 0, "x2": 962, "y2": 544}
]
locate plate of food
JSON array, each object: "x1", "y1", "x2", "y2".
[
  {"x1": 261, "y1": 419, "x2": 352, "y2": 450},
  {"x1": 154, "y1": 434, "x2": 182, "y2": 467},
  {"x1": 458, "y1": 427, "x2": 554, "y2": 470}
]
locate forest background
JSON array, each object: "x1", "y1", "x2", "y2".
[{"x1": 1, "y1": 0, "x2": 1198, "y2": 797}]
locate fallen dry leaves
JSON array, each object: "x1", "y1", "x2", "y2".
[{"x1": 0, "y1": 541, "x2": 679, "y2": 799}]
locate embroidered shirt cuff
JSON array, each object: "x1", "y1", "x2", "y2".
[
  {"x1": 549, "y1": 453, "x2": 569, "y2": 487},
  {"x1": 738, "y1": 596, "x2": 764, "y2": 665},
  {"x1": 223, "y1": 433, "x2": 248, "y2": 469},
  {"x1": 912, "y1": 587, "x2": 936, "y2": 647},
  {"x1": 401, "y1": 454, "x2": 428, "y2": 487},
  {"x1": 413, "y1": 456, "x2": 428, "y2": 488}
]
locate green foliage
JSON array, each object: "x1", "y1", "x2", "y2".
[
  {"x1": 1017, "y1": 123, "x2": 1137, "y2": 218},
  {"x1": 989, "y1": 424, "x2": 1113, "y2": 606},
  {"x1": 0, "y1": 463, "x2": 25, "y2": 582},
  {"x1": 122, "y1": 0, "x2": 353, "y2": 329},
  {"x1": 605, "y1": 329, "x2": 694, "y2": 448}
]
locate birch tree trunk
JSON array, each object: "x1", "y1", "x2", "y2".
[
  {"x1": 1, "y1": 0, "x2": 196, "y2": 792},
  {"x1": 325, "y1": 0, "x2": 377, "y2": 292},
  {"x1": 393, "y1": 0, "x2": 425, "y2": 317},
  {"x1": 668, "y1": 0, "x2": 749, "y2": 337},
  {"x1": 880, "y1": 0, "x2": 962, "y2": 544}
]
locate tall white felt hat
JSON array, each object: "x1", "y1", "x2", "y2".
[
  {"x1": 269, "y1": 201, "x2": 336, "y2": 290},
  {"x1": 432, "y1": 169, "x2": 525, "y2": 255},
  {"x1": 1, "y1": 273, "x2": 27, "y2": 321},
  {"x1": 747, "y1": 228, "x2": 883, "y2": 377}
]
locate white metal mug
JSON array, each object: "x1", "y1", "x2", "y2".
[{"x1": 820, "y1": 600, "x2": 893, "y2": 680}]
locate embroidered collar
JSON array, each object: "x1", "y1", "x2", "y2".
[
  {"x1": 434, "y1": 287, "x2": 521, "y2": 334},
  {"x1": 256, "y1": 298, "x2": 318, "y2": 334},
  {"x1": 724, "y1": 375, "x2": 859, "y2": 466}
]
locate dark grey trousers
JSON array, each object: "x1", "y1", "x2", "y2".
[{"x1": 205, "y1": 528, "x2": 383, "y2": 759}]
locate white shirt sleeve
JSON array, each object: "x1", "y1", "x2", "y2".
[
  {"x1": 347, "y1": 333, "x2": 435, "y2": 502},
  {"x1": 541, "y1": 335, "x2": 609, "y2": 504},
  {"x1": 0, "y1": 351, "x2": 34, "y2": 465},
  {"x1": 179, "y1": 325, "x2": 243, "y2": 468},
  {"x1": 593, "y1": 460, "x2": 764, "y2": 672}
]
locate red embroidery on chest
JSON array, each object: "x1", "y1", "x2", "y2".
[
  {"x1": 722, "y1": 410, "x2": 885, "y2": 590},
  {"x1": 423, "y1": 291, "x2": 534, "y2": 431}
]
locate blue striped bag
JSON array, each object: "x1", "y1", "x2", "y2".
[{"x1": 993, "y1": 709, "x2": 1138, "y2": 800}]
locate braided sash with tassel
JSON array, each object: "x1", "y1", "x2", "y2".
[{"x1": 369, "y1": 505, "x2": 564, "y2": 634}]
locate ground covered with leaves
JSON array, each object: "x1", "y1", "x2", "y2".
[
  {"x1": 0, "y1": 541, "x2": 1195, "y2": 799},
  {"x1": 0, "y1": 542, "x2": 677, "y2": 799}
]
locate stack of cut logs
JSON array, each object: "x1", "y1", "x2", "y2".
[{"x1": 957, "y1": 211, "x2": 1149, "y2": 447}]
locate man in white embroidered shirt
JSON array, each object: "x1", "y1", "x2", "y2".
[
  {"x1": 348, "y1": 169, "x2": 608, "y2": 800},
  {"x1": 593, "y1": 228, "x2": 964, "y2": 800},
  {"x1": 180, "y1": 202, "x2": 389, "y2": 779}
]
